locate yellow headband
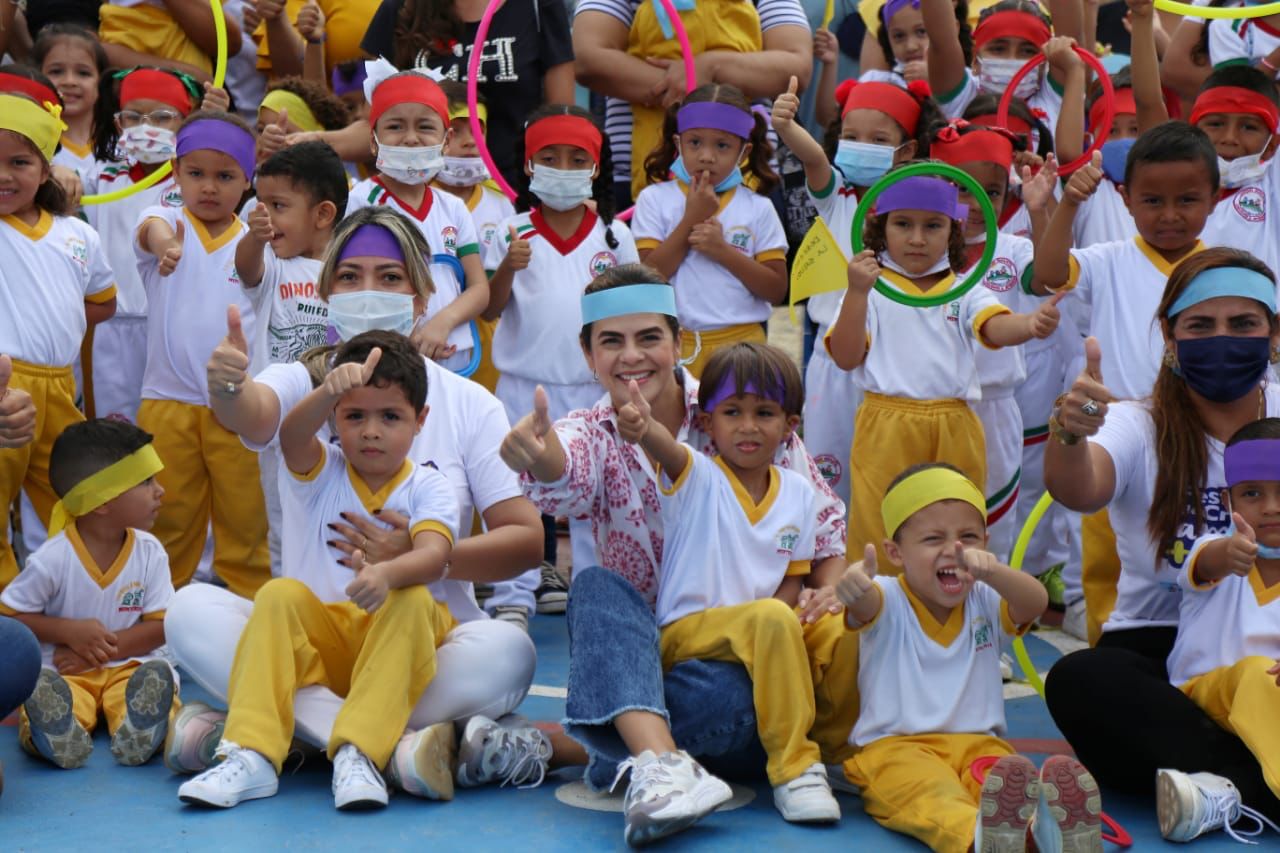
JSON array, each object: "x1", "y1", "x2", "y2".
[
  {"x1": 260, "y1": 89, "x2": 322, "y2": 134},
  {"x1": 448, "y1": 101, "x2": 487, "y2": 125},
  {"x1": 881, "y1": 468, "x2": 986, "y2": 538},
  {"x1": 0, "y1": 94, "x2": 67, "y2": 162},
  {"x1": 48, "y1": 445, "x2": 164, "y2": 536}
]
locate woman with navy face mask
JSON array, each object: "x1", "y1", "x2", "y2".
[{"x1": 1042, "y1": 247, "x2": 1280, "y2": 838}]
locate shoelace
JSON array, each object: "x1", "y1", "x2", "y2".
[
  {"x1": 1212, "y1": 794, "x2": 1280, "y2": 845},
  {"x1": 611, "y1": 754, "x2": 678, "y2": 800},
  {"x1": 203, "y1": 748, "x2": 256, "y2": 784},
  {"x1": 488, "y1": 728, "x2": 551, "y2": 788},
  {"x1": 335, "y1": 749, "x2": 383, "y2": 792}
]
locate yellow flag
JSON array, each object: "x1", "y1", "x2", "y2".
[
  {"x1": 821, "y1": 0, "x2": 835, "y2": 29},
  {"x1": 789, "y1": 216, "x2": 848, "y2": 323}
]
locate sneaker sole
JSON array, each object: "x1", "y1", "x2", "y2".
[
  {"x1": 112, "y1": 661, "x2": 175, "y2": 766},
  {"x1": 164, "y1": 702, "x2": 225, "y2": 775},
  {"x1": 980, "y1": 755, "x2": 1039, "y2": 852},
  {"x1": 400, "y1": 723, "x2": 457, "y2": 801},
  {"x1": 1040, "y1": 756, "x2": 1102, "y2": 853},
  {"x1": 536, "y1": 593, "x2": 567, "y2": 614},
  {"x1": 336, "y1": 787, "x2": 390, "y2": 811},
  {"x1": 24, "y1": 670, "x2": 93, "y2": 769},
  {"x1": 179, "y1": 781, "x2": 278, "y2": 808},
  {"x1": 1156, "y1": 769, "x2": 1194, "y2": 842}
]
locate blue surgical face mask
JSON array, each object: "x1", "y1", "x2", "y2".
[
  {"x1": 834, "y1": 139, "x2": 899, "y2": 187},
  {"x1": 327, "y1": 291, "x2": 416, "y2": 342},
  {"x1": 1099, "y1": 137, "x2": 1135, "y2": 184},
  {"x1": 1174, "y1": 334, "x2": 1272, "y2": 403},
  {"x1": 671, "y1": 154, "x2": 744, "y2": 193}
]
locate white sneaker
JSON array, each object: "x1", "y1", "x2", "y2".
[
  {"x1": 332, "y1": 743, "x2": 388, "y2": 810},
  {"x1": 456, "y1": 714, "x2": 552, "y2": 788},
  {"x1": 1062, "y1": 599, "x2": 1088, "y2": 641},
  {"x1": 387, "y1": 721, "x2": 457, "y2": 801},
  {"x1": 773, "y1": 762, "x2": 841, "y2": 823},
  {"x1": 612, "y1": 749, "x2": 733, "y2": 846},
  {"x1": 178, "y1": 743, "x2": 278, "y2": 808},
  {"x1": 1157, "y1": 768, "x2": 1280, "y2": 843}
]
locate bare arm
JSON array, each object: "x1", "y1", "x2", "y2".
[
  {"x1": 826, "y1": 251, "x2": 879, "y2": 370},
  {"x1": 922, "y1": 0, "x2": 968, "y2": 100},
  {"x1": 102, "y1": 43, "x2": 214, "y2": 84},
  {"x1": 113, "y1": 620, "x2": 166, "y2": 659},
  {"x1": 975, "y1": 558, "x2": 1049, "y2": 625},
  {"x1": 162, "y1": 0, "x2": 243, "y2": 57},
  {"x1": 1159, "y1": 18, "x2": 1210, "y2": 103},
  {"x1": 772, "y1": 75, "x2": 834, "y2": 193},
  {"x1": 774, "y1": 574, "x2": 803, "y2": 606},
  {"x1": 544, "y1": 62, "x2": 577, "y2": 105},
  {"x1": 978, "y1": 293, "x2": 1063, "y2": 347},
  {"x1": 235, "y1": 203, "x2": 272, "y2": 288},
  {"x1": 85, "y1": 298, "x2": 116, "y2": 327},
  {"x1": 1043, "y1": 337, "x2": 1120, "y2": 513},
  {"x1": 1030, "y1": 153, "x2": 1101, "y2": 294},
  {"x1": 1048, "y1": 38, "x2": 1087, "y2": 167},
  {"x1": 0, "y1": 0, "x2": 17, "y2": 60},
  {"x1": 1127, "y1": 0, "x2": 1170, "y2": 131},
  {"x1": 278, "y1": 384, "x2": 337, "y2": 476},
  {"x1": 572, "y1": 11, "x2": 667, "y2": 105},
  {"x1": 701, "y1": 25, "x2": 814, "y2": 97},
  {"x1": 263, "y1": 11, "x2": 305, "y2": 79}
]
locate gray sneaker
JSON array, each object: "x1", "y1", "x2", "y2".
[
  {"x1": 612, "y1": 749, "x2": 733, "y2": 847},
  {"x1": 23, "y1": 669, "x2": 92, "y2": 769},
  {"x1": 535, "y1": 562, "x2": 569, "y2": 614},
  {"x1": 491, "y1": 605, "x2": 530, "y2": 632},
  {"x1": 111, "y1": 660, "x2": 175, "y2": 765},
  {"x1": 456, "y1": 714, "x2": 552, "y2": 788}
]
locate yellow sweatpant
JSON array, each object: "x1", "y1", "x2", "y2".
[
  {"x1": 848, "y1": 393, "x2": 987, "y2": 569},
  {"x1": 803, "y1": 610, "x2": 861, "y2": 765},
  {"x1": 679, "y1": 323, "x2": 767, "y2": 380},
  {"x1": 660, "y1": 598, "x2": 821, "y2": 785},
  {"x1": 470, "y1": 316, "x2": 501, "y2": 394},
  {"x1": 846, "y1": 732, "x2": 1014, "y2": 853},
  {"x1": 223, "y1": 578, "x2": 456, "y2": 772},
  {"x1": 1182, "y1": 657, "x2": 1280, "y2": 800},
  {"x1": 0, "y1": 361, "x2": 83, "y2": 588},
  {"x1": 136, "y1": 399, "x2": 269, "y2": 599},
  {"x1": 18, "y1": 661, "x2": 179, "y2": 746},
  {"x1": 1081, "y1": 509, "x2": 1121, "y2": 646}
]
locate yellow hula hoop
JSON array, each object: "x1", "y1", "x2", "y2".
[
  {"x1": 81, "y1": 0, "x2": 228, "y2": 206},
  {"x1": 1153, "y1": 0, "x2": 1280, "y2": 19},
  {"x1": 1008, "y1": 491, "x2": 1054, "y2": 699}
]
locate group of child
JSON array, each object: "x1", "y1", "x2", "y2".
[{"x1": 0, "y1": 0, "x2": 1277, "y2": 849}]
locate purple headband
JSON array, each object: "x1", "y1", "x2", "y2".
[
  {"x1": 874, "y1": 176, "x2": 968, "y2": 220},
  {"x1": 332, "y1": 63, "x2": 368, "y2": 98},
  {"x1": 1224, "y1": 439, "x2": 1280, "y2": 487},
  {"x1": 702, "y1": 376, "x2": 785, "y2": 413},
  {"x1": 883, "y1": 0, "x2": 920, "y2": 26},
  {"x1": 677, "y1": 102, "x2": 755, "y2": 140},
  {"x1": 175, "y1": 119, "x2": 256, "y2": 180},
  {"x1": 337, "y1": 224, "x2": 405, "y2": 263}
]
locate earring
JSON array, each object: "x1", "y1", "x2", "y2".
[
  {"x1": 1271, "y1": 347, "x2": 1280, "y2": 365},
  {"x1": 1162, "y1": 348, "x2": 1178, "y2": 369}
]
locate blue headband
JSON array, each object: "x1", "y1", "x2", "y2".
[
  {"x1": 1167, "y1": 266, "x2": 1278, "y2": 317},
  {"x1": 580, "y1": 284, "x2": 678, "y2": 325}
]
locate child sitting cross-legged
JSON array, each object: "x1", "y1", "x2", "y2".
[{"x1": 836, "y1": 462, "x2": 1104, "y2": 852}]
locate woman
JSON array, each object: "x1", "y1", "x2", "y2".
[
  {"x1": 165, "y1": 207, "x2": 545, "y2": 793},
  {"x1": 1044, "y1": 248, "x2": 1280, "y2": 835},
  {"x1": 501, "y1": 263, "x2": 850, "y2": 845}
]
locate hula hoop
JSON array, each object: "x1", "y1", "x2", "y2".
[
  {"x1": 996, "y1": 46, "x2": 1114, "y2": 176},
  {"x1": 850, "y1": 161, "x2": 998, "y2": 308},
  {"x1": 430, "y1": 252, "x2": 483, "y2": 376},
  {"x1": 81, "y1": 0, "x2": 228, "y2": 206},
  {"x1": 1008, "y1": 490, "x2": 1053, "y2": 699},
  {"x1": 1154, "y1": 0, "x2": 1280, "y2": 18}
]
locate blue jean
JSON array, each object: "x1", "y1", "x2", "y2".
[
  {"x1": 0, "y1": 617, "x2": 41, "y2": 718},
  {"x1": 564, "y1": 566, "x2": 766, "y2": 790}
]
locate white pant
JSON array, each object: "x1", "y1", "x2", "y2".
[
  {"x1": 91, "y1": 314, "x2": 147, "y2": 423},
  {"x1": 259, "y1": 446, "x2": 283, "y2": 577},
  {"x1": 801, "y1": 340, "x2": 861, "y2": 508},
  {"x1": 972, "y1": 393, "x2": 1022, "y2": 563},
  {"x1": 164, "y1": 583, "x2": 537, "y2": 744}
]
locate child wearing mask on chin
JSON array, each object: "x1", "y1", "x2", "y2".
[{"x1": 346, "y1": 62, "x2": 489, "y2": 375}]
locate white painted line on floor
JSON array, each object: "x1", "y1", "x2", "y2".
[{"x1": 529, "y1": 684, "x2": 569, "y2": 699}]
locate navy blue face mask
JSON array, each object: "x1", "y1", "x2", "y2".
[
  {"x1": 1099, "y1": 137, "x2": 1135, "y2": 185},
  {"x1": 1174, "y1": 335, "x2": 1272, "y2": 403}
]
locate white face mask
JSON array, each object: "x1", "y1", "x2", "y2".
[
  {"x1": 528, "y1": 163, "x2": 594, "y2": 211},
  {"x1": 978, "y1": 57, "x2": 1040, "y2": 101},
  {"x1": 879, "y1": 251, "x2": 951, "y2": 278},
  {"x1": 437, "y1": 156, "x2": 489, "y2": 187},
  {"x1": 119, "y1": 125, "x2": 176, "y2": 164},
  {"x1": 375, "y1": 138, "x2": 444, "y2": 185},
  {"x1": 1218, "y1": 139, "x2": 1272, "y2": 188},
  {"x1": 327, "y1": 291, "x2": 416, "y2": 341}
]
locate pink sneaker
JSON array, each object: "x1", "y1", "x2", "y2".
[
  {"x1": 977, "y1": 754, "x2": 1039, "y2": 852},
  {"x1": 1037, "y1": 755, "x2": 1102, "y2": 852},
  {"x1": 164, "y1": 702, "x2": 226, "y2": 775}
]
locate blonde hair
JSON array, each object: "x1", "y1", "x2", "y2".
[{"x1": 318, "y1": 206, "x2": 435, "y2": 303}]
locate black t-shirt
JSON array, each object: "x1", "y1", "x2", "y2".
[{"x1": 362, "y1": 0, "x2": 574, "y2": 188}]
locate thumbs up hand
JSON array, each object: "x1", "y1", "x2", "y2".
[
  {"x1": 771, "y1": 75, "x2": 801, "y2": 132},
  {"x1": 0, "y1": 354, "x2": 36, "y2": 449},
  {"x1": 1226, "y1": 512, "x2": 1259, "y2": 577},
  {"x1": 499, "y1": 385, "x2": 554, "y2": 473},
  {"x1": 158, "y1": 220, "x2": 185, "y2": 276},
  {"x1": 1028, "y1": 291, "x2": 1065, "y2": 340},
  {"x1": 208, "y1": 305, "x2": 251, "y2": 399},
  {"x1": 617, "y1": 379, "x2": 652, "y2": 444},
  {"x1": 345, "y1": 549, "x2": 391, "y2": 613},
  {"x1": 836, "y1": 544, "x2": 878, "y2": 607},
  {"x1": 506, "y1": 225, "x2": 532, "y2": 271},
  {"x1": 200, "y1": 82, "x2": 231, "y2": 113},
  {"x1": 248, "y1": 202, "x2": 275, "y2": 243},
  {"x1": 1059, "y1": 336, "x2": 1114, "y2": 438},
  {"x1": 257, "y1": 108, "x2": 290, "y2": 162},
  {"x1": 323, "y1": 346, "x2": 382, "y2": 397},
  {"x1": 296, "y1": 0, "x2": 326, "y2": 43},
  {"x1": 1064, "y1": 149, "x2": 1104, "y2": 204}
]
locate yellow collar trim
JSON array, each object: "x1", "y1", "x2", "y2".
[
  {"x1": 677, "y1": 180, "x2": 737, "y2": 214},
  {"x1": 67, "y1": 524, "x2": 136, "y2": 591},
  {"x1": 901, "y1": 575, "x2": 966, "y2": 646},
  {"x1": 347, "y1": 458, "x2": 414, "y2": 515},
  {"x1": 713, "y1": 455, "x2": 779, "y2": 525},
  {"x1": 879, "y1": 268, "x2": 958, "y2": 298},
  {"x1": 464, "y1": 183, "x2": 483, "y2": 212},
  {"x1": 60, "y1": 135, "x2": 92, "y2": 158},
  {"x1": 1133, "y1": 236, "x2": 1205, "y2": 277},
  {"x1": 1249, "y1": 566, "x2": 1280, "y2": 607},
  {"x1": 2, "y1": 210, "x2": 52, "y2": 241},
  {"x1": 184, "y1": 208, "x2": 244, "y2": 253}
]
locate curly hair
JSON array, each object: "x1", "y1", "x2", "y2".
[
  {"x1": 820, "y1": 81, "x2": 946, "y2": 162},
  {"x1": 862, "y1": 161, "x2": 967, "y2": 272},
  {"x1": 264, "y1": 76, "x2": 352, "y2": 131},
  {"x1": 877, "y1": 0, "x2": 972, "y2": 67},
  {"x1": 393, "y1": 0, "x2": 463, "y2": 69}
]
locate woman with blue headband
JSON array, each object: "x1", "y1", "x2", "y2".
[{"x1": 1043, "y1": 247, "x2": 1280, "y2": 841}]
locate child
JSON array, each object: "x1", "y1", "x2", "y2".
[
  {"x1": 836, "y1": 462, "x2": 1100, "y2": 853},
  {"x1": 0, "y1": 94, "x2": 116, "y2": 587},
  {"x1": 346, "y1": 66, "x2": 489, "y2": 373},
  {"x1": 1159, "y1": 418, "x2": 1280, "y2": 843},
  {"x1": 634, "y1": 83, "x2": 788, "y2": 378},
  {"x1": 134, "y1": 109, "x2": 269, "y2": 599},
  {"x1": 0, "y1": 419, "x2": 176, "y2": 769},
  {"x1": 177, "y1": 332, "x2": 460, "y2": 810},
  {"x1": 35, "y1": 24, "x2": 108, "y2": 186},
  {"x1": 866, "y1": 0, "x2": 936, "y2": 86},
  {"x1": 235, "y1": 140, "x2": 349, "y2": 575},
  {"x1": 615, "y1": 341, "x2": 841, "y2": 824},
  {"x1": 826, "y1": 169, "x2": 1060, "y2": 566},
  {"x1": 254, "y1": 76, "x2": 352, "y2": 165}
]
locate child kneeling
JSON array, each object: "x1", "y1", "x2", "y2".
[
  {"x1": 836, "y1": 463, "x2": 1103, "y2": 852},
  {"x1": 178, "y1": 332, "x2": 459, "y2": 810}
]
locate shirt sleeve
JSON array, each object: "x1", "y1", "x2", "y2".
[
  {"x1": 81, "y1": 225, "x2": 117, "y2": 303},
  {"x1": 630, "y1": 184, "x2": 669, "y2": 249},
  {"x1": 757, "y1": 0, "x2": 812, "y2": 31},
  {"x1": 777, "y1": 432, "x2": 847, "y2": 559},
  {"x1": 1208, "y1": 19, "x2": 1251, "y2": 68},
  {"x1": 1090, "y1": 401, "x2": 1153, "y2": 504},
  {"x1": 133, "y1": 204, "x2": 177, "y2": 277},
  {"x1": 0, "y1": 551, "x2": 55, "y2": 614},
  {"x1": 537, "y1": 0, "x2": 575, "y2": 69},
  {"x1": 609, "y1": 219, "x2": 642, "y2": 265},
  {"x1": 1180, "y1": 533, "x2": 1227, "y2": 591},
  {"x1": 792, "y1": 479, "x2": 819, "y2": 564},
  {"x1": 459, "y1": 383, "x2": 524, "y2": 515},
  {"x1": 242, "y1": 361, "x2": 316, "y2": 452},
  {"x1": 572, "y1": 0, "x2": 636, "y2": 27},
  {"x1": 961, "y1": 283, "x2": 1012, "y2": 349},
  {"x1": 1060, "y1": 240, "x2": 1116, "y2": 304},
  {"x1": 409, "y1": 467, "x2": 462, "y2": 544},
  {"x1": 518, "y1": 415, "x2": 606, "y2": 518},
  {"x1": 752, "y1": 196, "x2": 789, "y2": 261},
  {"x1": 140, "y1": 536, "x2": 175, "y2": 621}
]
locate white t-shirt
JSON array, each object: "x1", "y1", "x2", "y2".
[
  {"x1": 967, "y1": 232, "x2": 1035, "y2": 395},
  {"x1": 452, "y1": 183, "x2": 516, "y2": 262},
  {"x1": 937, "y1": 69, "x2": 1063, "y2": 151},
  {"x1": 851, "y1": 575, "x2": 1020, "y2": 746},
  {"x1": 279, "y1": 443, "x2": 460, "y2": 604},
  {"x1": 1201, "y1": 162, "x2": 1280, "y2": 278},
  {"x1": 0, "y1": 212, "x2": 116, "y2": 367},
  {"x1": 135, "y1": 206, "x2": 255, "y2": 406},
  {"x1": 485, "y1": 209, "x2": 639, "y2": 385},
  {"x1": 86, "y1": 162, "x2": 183, "y2": 317},
  {"x1": 0, "y1": 526, "x2": 173, "y2": 669},
  {"x1": 243, "y1": 247, "x2": 327, "y2": 376},
  {"x1": 1092, "y1": 386, "x2": 1280, "y2": 634},
  {"x1": 632, "y1": 181, "x2": 788, "y2": 330},
  {"x1": 1208, "y1": 17, "x2": 1280, "y2": 71},
  {"x1": 1072, "y1": 180, "x2": 1136, "y2": 249},
  {"x1": 249, "y1": 355, "x2": 521, "y2": 622},
  {"x1": 52, "y1": 140, "x2": 98, "y2": 193},
  {"x1": 655, "y1": 448, "x2": 816, "y2": 626}
]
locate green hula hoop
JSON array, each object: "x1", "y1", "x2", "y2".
[
  {"x1": 1008, "y1": 490, "x2": 1055, "y2": 699},
  {"x1": 850, "y1": 161, "x2": 998, "y2": 308},
  {"x1": 1154, "y1": 0, "x2": 1280, "y2": 18}
]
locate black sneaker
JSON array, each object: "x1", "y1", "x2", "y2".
[{"x1": 535, "y1": 562, "x2": 568, "y2": 614}]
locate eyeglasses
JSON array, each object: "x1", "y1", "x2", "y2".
[{"x1": 115, "y1": 109, "x2": 183, "y2": 128}]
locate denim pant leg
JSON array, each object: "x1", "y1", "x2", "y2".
[
  {"x1": 666, "y1": 659, "x2": 767, "y2": 782},
  {"x1": 0, "y1": 617, "x2": 42, "y2": 717}
]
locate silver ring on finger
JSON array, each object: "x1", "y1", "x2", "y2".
[
  {"x1": 1081, "y1": 399, "x2": 1100, "y2": 417},
  {"x1": 224, "y1": 381, "x2": 239, "y2": 396}
]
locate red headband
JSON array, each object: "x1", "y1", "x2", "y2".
[
  {"x1": 1190, "y1": 86, "x2": 1280, "y2": 134},
  {"x1": 971, "y1": 111, "x2": 1032, "y2": 136},
  {"x1": 369, "y1": 74, "x2": 449, "y2": 128},
  {"x1": 933, "y1": 124, "x2": 1014, "y2": 170},
  {"x1": 0, "y1": 72, "x2": 60, "y2": 109},
  {"x1": 973, "y1": 11, "x2": 1052, "y2": 50},
  {"x1": 1089, "y1": 88, "x2": 1135, "y2": 133},
  {"x1": 524, "y1": 114, "x2": 602, "y2": 163},
  {"x1": 120, "y1": 69, "x2": 193, "y2": 115},
  {"x1": 835, "y1": 80, "x2": 929, "y2": 135}
]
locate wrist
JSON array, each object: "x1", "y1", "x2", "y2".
[
  {"x1": 306, "y1": 33, "x2": 327, "y2": 45},
  {"x1": 1048, "y1": 394, "x2": 1081, "y2": 445},
  {"x1": 1262, "y1": 57, "x2": 1279, "y2": 75}
]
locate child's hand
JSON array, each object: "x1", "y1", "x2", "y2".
[
  {"x1": 0, "y1": 354, "x2": 36, "y2": 449},
  {"x1": 836, "y1": 544, "x2": 878, "y2": 607},
  {"x1": 51, "y1": 165, "x2": 83, "y2": 208},
  {"x1": 506, "y1": 225, "x2": 532, "y2": 271},
  {"x1": 411, "y1": 316, "x2": 458, "y2": 362},
  {"x1": 954, "y1": 540, "x2": 1000, "y2": 586},
  {"x1": 814, "y1": 29, "x2": 838, "y2": 64},
  {"x1": 1268, "y1": 660, "x2": 1280, "y2": 687},
  {"x1": 798, "y1": 584, "x2": 843, "y2": 623},
  {"x1": 1019, "y1": 153, "x2": 1058, "y2": 212},
  {"x1": 158, "y1": 221, "x2": 185, "y2": 276},
  {"x1": 500, "y1": 385, "x2": 553, "y2": 472},
  {"x1": 257, "y1": 108, "x2": 290, "y2": 162},
  {"x1": 1027, "y1": 291, "x2": 1065, "y2": 339},
  {"x1": 322, "y1": 346, "x2": 382, "y2": 396},
  {"x1": 1224, "y1": 512, "x2": 1260, "y2": 577},
  {"x1": 1125, "y1": 0, "x2": 1155, "y2": 20},
  {"x1": 1059, "y1": 336, "x2": 1114, "y2": 438},
  {"x1": 65, "y1": 619, "x2": 118, "y2": 667},
  {"x1": 296, "y1": 0, "x2": 326, "y2": 42},
  {"x1": 254, "y1": 0, "x2": 286, "y2": 21},
  {"x1": 248, "y1": 202, "x2": 275, "y2": 243},
  {"x1": 688, "y1": 217, "x2": 726, "y2": 256},
  {"x1": 1063, "y1": 150, "x2": 1104, "y2": 204},
  {"x1": 683, "y1": 171, "x2": 720, "y2": 224},
  {"x1": 209, "y1": 305, "x2": 251, "y2": 398},
  {"x1": 771, "y1": 76, "x2": 801, "y2": 134},
  {"x1": 345, "y1": 549, "x2": 391, "y2": 613},
  {"x1": 901, "y1": 61, "x2": 928, "y2": 83},
  {"x1": 616, "y1": 379, "x2": 652, "y2": 444},
  {"x1": 201, "y1": 82, "x2": 231, "y2": 113},
  {"x1": 847, "y1": 249, "x2": 881, "y2": 295},
  {"x1": 1043, "y1": 36, "x2": 1083, "y2": 76},
  {"x1": 52, "y1": 646, "x2": 93, "y2": 675}
]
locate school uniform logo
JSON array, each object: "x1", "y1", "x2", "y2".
[
  {"x1": 946, "y1": 301, "x2": 961, "y2": 324},
  {"x1": 813, "y1": 454, "x2": 843, "y2": 487},
  {"x1": 984, "y1": 258, "x2": 1018, "y2": 293},
  {"x1": 118, "y1": 582, "x2": 144, "y2": 614},
  {"x1": 1164, "y1": 487, "x2": 1233, "y2": 588},
  {"x1": 589, "y1": 251, "x2": 618, "y2": 277},
  {"x1": 1233, "y1": 187, "x2": 1265, "y2": 223},
  {"x1": 726, "y1": 226, "x2": 753, "y2": 254},
  {"x1": 480, "y1": 222, "x2": 499, "y2": 248},
  {"x1": 441, "y1": 225, "x2": 459, "y2": 251},
  {"x1": 162, "y1": 188, "x2": 183, "y2": 207},
  {"x1": 64, "y1": 236, "x2": 88, "y2": 268},
  {"x1": 972, "y1": 616, "x2": 994, "y2": 653},
  {"x1": 775, "y1": 524, "x2": 801, "y2": 556}
]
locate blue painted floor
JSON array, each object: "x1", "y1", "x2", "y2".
[{"x1": 0, "y1": 615, "x2": 1250, "y2": 851}]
